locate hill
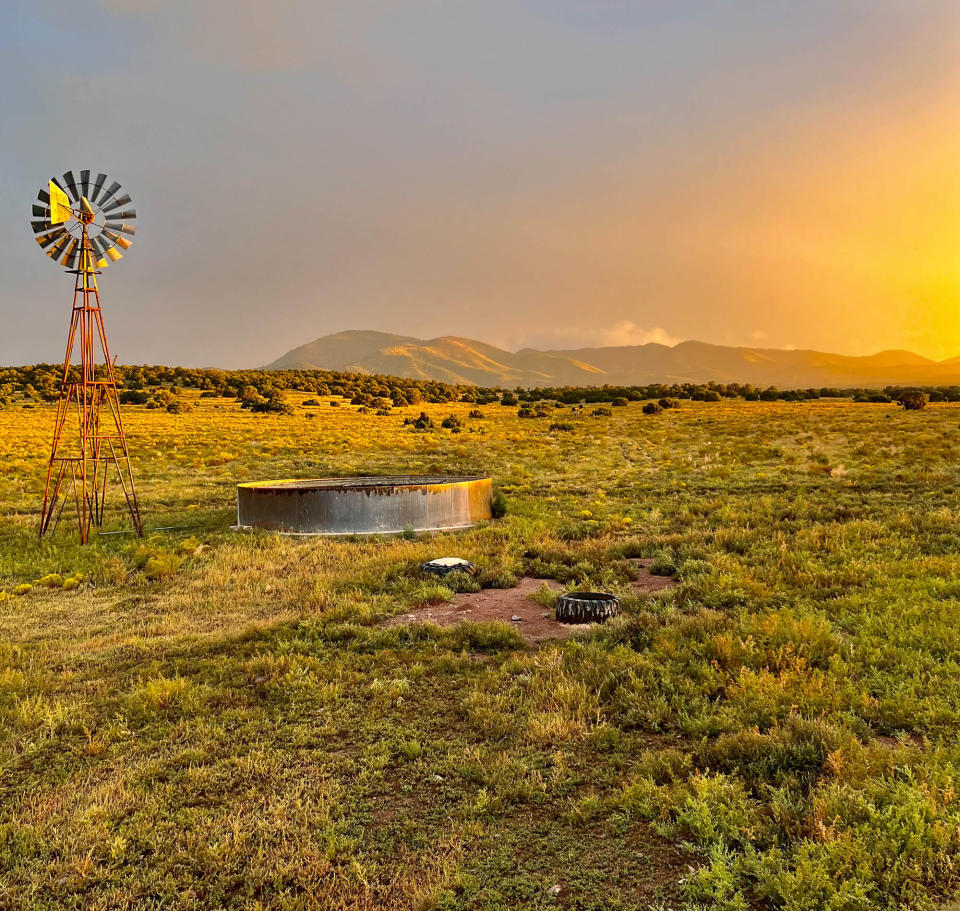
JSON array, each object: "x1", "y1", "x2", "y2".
[{"x1": 266, "y1": 331, "x2": 960, "y2": 388}]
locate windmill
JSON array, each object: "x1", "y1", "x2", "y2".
[{"x1": 31, "y1": 170, "x2": 143, "y2": 543}]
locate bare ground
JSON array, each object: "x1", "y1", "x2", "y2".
[{"x1": 382, "y1": 561, "x2": 677, "y2": 646}]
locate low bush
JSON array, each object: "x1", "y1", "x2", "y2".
[{"x1": 404, "y1": 411, "x2": 435, "y2": 431}]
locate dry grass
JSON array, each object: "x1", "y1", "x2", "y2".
[{"x1": 2, "y1": 393, "x2": 960, "y2": 909}]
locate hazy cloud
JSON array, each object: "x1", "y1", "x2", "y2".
[{"x1": 511, "y1": 322, "x2": 683, "y2": 352}]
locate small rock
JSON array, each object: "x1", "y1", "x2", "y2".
[
  {"x1": 547, "y1": 884, "x2": 562, "y2": 896},
  {"x1": 431, "y1": 774, "x2": 444, "y2": 783},
  {"x1": 511, "y1": 615, "x2": 522, "y2": 622},
  {"x1": 253, "y1": 675, "x2": 267, "y2": 685}
]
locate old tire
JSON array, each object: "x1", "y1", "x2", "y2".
[
  {"x1": 555, "y1": 592, "x2": 620, "y2": 624},
  {"x1": 421, "y1": 557, "x2": 476, "y2": 578}
]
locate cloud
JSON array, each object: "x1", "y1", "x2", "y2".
[{"x1": 509, "y1": 320, "x2": 683, "y2": 351}]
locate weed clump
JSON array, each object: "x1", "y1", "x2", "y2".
[{"x1": 404, "y1": 411, "x2": 435, "y2": 431}]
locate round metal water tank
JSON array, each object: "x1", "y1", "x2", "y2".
[{"x1": 236, "y1": 475, "x2": 493, "y2": 535}]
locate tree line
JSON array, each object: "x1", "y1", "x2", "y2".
[{"x1": 0, "y1": 364, "x2": 953, "y2": 410}]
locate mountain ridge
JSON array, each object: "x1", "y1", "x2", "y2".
[{"x1": 265, "y1": 331, "x2": 960, "y2": 388}]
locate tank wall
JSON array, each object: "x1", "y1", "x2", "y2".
[{"x1": 237, "y1": 477, "x2": 493, "y2": 535}]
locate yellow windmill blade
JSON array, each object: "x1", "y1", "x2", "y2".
[{"x1": 49, "y1": 181, "x2": 72, "y2": 225}]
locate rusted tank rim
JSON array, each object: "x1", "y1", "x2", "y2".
[{"x1": 237, "y1": 475, "x2": 488, "y2": 492}]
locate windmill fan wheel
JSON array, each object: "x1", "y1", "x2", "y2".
[{"x1": 30, "y1": 169, "x2": 137, "y2": 271}]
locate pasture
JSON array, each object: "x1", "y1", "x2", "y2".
[{"x1": 1, "y1": 394, "x2": 959, "y2": 910}]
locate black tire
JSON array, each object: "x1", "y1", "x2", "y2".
[
  {"x1": 555, "y1": 592, "x2": 620, "y2": 624},
  {"x1": 421, "y1": 559, "x2": 476, "y2": 578}
]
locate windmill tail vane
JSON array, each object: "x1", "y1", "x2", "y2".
[{"x1": 31, "y1": 170, "x2": 143, "y2": 544}]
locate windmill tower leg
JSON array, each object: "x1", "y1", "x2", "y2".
[{"x1": 39, "y1": 226, "x2": 143, "y2": 542}]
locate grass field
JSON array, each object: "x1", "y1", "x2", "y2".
[{"x1": 2, "y1": 393, "x2": 960, "y2": 910}]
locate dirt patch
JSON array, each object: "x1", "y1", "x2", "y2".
[
  {"x1": 383, "y1": 577, "x2": 573, "y2": 645},
  {"x1": 627, "y1": 557, "x2": 678, "y2": 594},
  {"x1": 382, "y1": 565, "x2": 677, "y2": 646},
  {"x1": 873, "y1": 731, "x2": 926, "y2": 750}
]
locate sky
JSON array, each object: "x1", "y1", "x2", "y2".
[{"x1": 1, "y1": 1, "x2": 958, "y2": 367}]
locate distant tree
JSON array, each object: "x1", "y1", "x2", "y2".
[{"x1": 897, "y1": 391, "x2": 927, "y2": 411}]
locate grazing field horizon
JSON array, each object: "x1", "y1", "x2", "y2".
[{"x1": 2, "y1": 388, "x2": 960, "y2": 909}]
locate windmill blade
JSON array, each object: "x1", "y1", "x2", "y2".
[
  {"x1": 32, "y1": 204, "x2": 50, "y2": 218},
  {"x1": 91, "y1": 235, "x2": 112, "y2": 260},
  {"x1": 48, "y1": 235, "x2": 72, "y2": 261},
  {"x1": 105, "y1": 247, "x2": 123, "y2": 262},
  {"x1": 101, "y1": 194, "x2": 132, "y2": 214},
  {"x1": 90, "y1": 172, "x2": 108, "y2": 202},
  {"x1": 105, "y1": 208, "x2": 136, "y2": 221},
  {"x1": 114, "y1": 235, "x2": 132, "y2": 250},
  {"x1": 31, "y1": 220, "x2": 56, "y2": 234},
  {"x1": 37, "y1": 228, "x2": 67, "y2": 249},
  {"x1": 98, "y1": 181, "x2": 122, "y2": 207},
  {"x1": 38, "y1": 189, "x2": 50, "y2": 205},
  {"x1": 80, "y1": 170, "x2": 91, "y2": 197},
  {"x1": 105, "y1": 222, "x2": 136, "y2": 236},
  {"x1": 62, "y1": 171, "x2": 80, "y2": 201},
  {"x1": 61, "y1": 239, "x2": 80, "y2": 269}
]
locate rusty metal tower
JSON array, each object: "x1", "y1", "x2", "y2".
[{"x1": 31, "y1": 171, "x2": 143, "y2": 543}]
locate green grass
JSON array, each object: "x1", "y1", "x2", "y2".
[{"x1": 1, "y1": 394, "x2": 960, "y2": 909}]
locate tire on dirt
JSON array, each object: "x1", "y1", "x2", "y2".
[{"x1": 555, "y1": 592, "x2": 620, "y2": 624}]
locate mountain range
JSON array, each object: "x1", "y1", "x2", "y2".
[{"x1": 266, "y1": 331, "x2": 960, "y2": 389}]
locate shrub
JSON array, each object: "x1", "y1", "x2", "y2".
[
  {"x1": 517, "y1": 406, "x2": 536, "y2": 418},
  {"x1": 659, "y1": 397, "x2": 680, "y2": 409},
  {"x1": 650, "y1": 550, "x2": 677, "y2": 575},
  {"x1": 404, "y1": 411, "x2": 435, "y2": 431},
  {"x1": 302, "y1": 398, "x2": 320, "y2": 406},
  {"x1": 591, "y1": 407, "x2": 612, "y2": 417},
  {"x1": 468, "y1": 409, "x2": 484, "y2": 419},
  {"x1": 441, "y1": 415, "x2": 462, "y2": 432},
  {"x1": 612, "y1": 397, "x2": 629, "y2": 407},
  {"x1": 549, "y1": 422, "x2": 575, "y2": 431},
  {"x1": 166, "y1": 401, "x2": 190, "y2": 414},
  {"x1": 643, "y1": 402, "x2": 663, "y2": 415},
  {"x1": 491, "y1": 490, "x2": 508, "y2": 518},
  {"x1": 897, "y1": 391, "x2": 927, "y2": 411},
  {"x1": 119, "y1": 390, "x2": 150, "y2": 405},
  {"x1": 500, "y1": 393, "x2": 518, "y2": 406},
  {"x1": 242, "y1": 390, "x2": 293, "y2": 414}
]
